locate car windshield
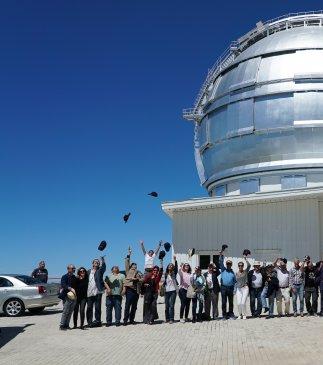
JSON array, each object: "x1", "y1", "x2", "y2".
[{"x1": 14, "y1": 275, "x2": 43, "y2": 285}]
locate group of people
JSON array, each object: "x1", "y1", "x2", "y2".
[{"x1": 32, "y1": 242, "x2": 323, "y2": 330}]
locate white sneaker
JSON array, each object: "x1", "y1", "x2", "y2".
[
  {"x1": 242, "y1": 315, "x2": 247, "y2": 320},
  {"x1": 237, "y1": 315, "x2": 242, "y2": 320},
  {"x1": 180, "y1": 318, "x2": 185, "y2": 323}
]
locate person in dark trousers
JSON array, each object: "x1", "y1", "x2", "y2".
[
  {"x1": 86, "y1": 256, "x2": 106, "y2": 327},
  {"x1": 31, "y1": 261, "x2": 48, "y2": 283},
  {"x1": 178, "y1": 263, "x2": 192, "y2": 323},
  {"x1": 316, "y1": 261, "x2": 323, "y2": 316},
  {"x1": 304, "y1": 261, "x2": 318, "y2": 316},
  {"x1": 123, "y1": 247, "x2": 143, "y2": 325},
  {"x1": 73, "y1": 267, "x2": 88, "y2": 330},
  {"x1": 265, "y1": 265, "x2": 279, "y2": 319},
  {"x1": 204, "y1": 263, "x2": 221, "y2": 320},
  {"x1": 104, "y1": 266, "x2": 125, "y2": 327},
  {"x1": 142, "y1": 260, "x2": 163, "y2": 325},
  {"x1": 59, "y1": 264, "x2": 78, "y2": 330},
  {"x1": 164, "y1": 256, "x2": 178, "y2": 324},
  {"x1": 191, "y1": 266, "x2": 206, "y2": 322},
  {"x1": 248, "y1": 261, "x2": 264, "y2": 317},
  {"x1": 219, "y1": 253, "x2": 236, "y2": 319}
]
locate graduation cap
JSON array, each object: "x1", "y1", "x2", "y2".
[
  {"x1": 188, "y1": 248, "x2": 195, "y2": 258},
  {"x1": 282, "y1": 258, "x2": 287, "y2": 264},
  {"x1": 148, "y1": 192, "x2": 158, "y2": 198},
  {"x1": 98, "y1": 240, "x2": 107, "y2": 251},
  {"x1": 243, "y1": 249, "x2": 251, "y2": 256},
  {"x1": 123, "y1": 213, "x2": 131, "y2": 223},
  {"x1": 164, "y1": 242, "x2": 171, "y2": 252},
  {"x1": 221, "y1": 244, "x2": 228, "y2": 252},
  {"x1": 159, "y1": 250, "x2": 166, "y2": 260}
]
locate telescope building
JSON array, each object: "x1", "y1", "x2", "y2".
[{"x1": 162, "y1": 11, "x2": 323, "y2": 268}]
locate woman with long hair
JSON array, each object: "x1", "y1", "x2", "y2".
[
  {"x1": 164, "y1": 256, "x2": 178, "y2": 324},
  {"x1": 178, "y1": 262, "x2": 192, "y2": 323},
  {"x1": 143, "y1": 259, "x2": 163, "y2": 325},
  {"x1": 235, "y1": 255, "x2": 251, "y2": 319},
  {"x1": 73, "y1": 267, "x2": 89, "y2": 329}
]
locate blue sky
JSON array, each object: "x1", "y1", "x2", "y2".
[{"x1": 0, "y1": 1, "x2": 321, "y2": 276}]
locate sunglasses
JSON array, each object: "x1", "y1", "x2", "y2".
[{"x1": 79, "y1": 270, "x2": 85, "y2": 273}]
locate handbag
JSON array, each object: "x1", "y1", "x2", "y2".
[
  {"x1": 186, "y1": 285, "x2": 196, "y2": 299},
  {"x1": 159, "y1": 285, "x2": 165, "y2": 297}
]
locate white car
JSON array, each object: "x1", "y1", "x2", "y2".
[{"x1": 0, "y1": 274, "x2": 60, "y2": 317}]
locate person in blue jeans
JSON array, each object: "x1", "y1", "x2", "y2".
[
  {"x1": 164, "y1": 257, "x2": 178, "y2": 324},
  {"x1": 289, "y1": 258, "x2": 305, "y2": 317},
  {"x1": 247, "y1": 262, "x2": 264, "y2": 317},
  {"x1": 104, "y1": 266, "x2": 125, "y2": 326},
  {"x1": 219, "y1": 252, "x2": 236, "y2": 319}
]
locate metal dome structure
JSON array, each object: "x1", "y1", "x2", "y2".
[{"x1": 184, "y1": 11, "x2": 323, "y2": 196}]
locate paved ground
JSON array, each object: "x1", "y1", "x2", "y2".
[{"x1": 1, "y1": 298, "x2": 323, "y2": 365}]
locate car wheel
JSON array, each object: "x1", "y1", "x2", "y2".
[
  {"x1": 4, "y1": 298, "x2": 25, "y2": 317},
  {"x1": 28, "y1": 307, "x2": 45, "y2": 315}
]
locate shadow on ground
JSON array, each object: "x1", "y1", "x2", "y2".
[{"x1": 0, "y1": 324, "x2": 34, "y2": 349}]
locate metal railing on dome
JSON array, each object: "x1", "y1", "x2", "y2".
[{"x1": 183, "y1": 10, "x2": 323, "y2": 122}]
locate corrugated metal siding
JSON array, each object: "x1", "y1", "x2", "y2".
[{"x1": 173, "y1": 198, "x2": 320, "y2": 261}]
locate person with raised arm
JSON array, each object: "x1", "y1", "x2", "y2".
[
  {"x1": 140, "y1": 240, "x2": 162, "y2": 273},
  {"x1": 86, "y1": 256, "x2": 106, "y2": 327},
  {"x1": 274, "y1": 258, "x2": 290, "y2": 317},
  {"x1": 235, "y1": 254, "x2": 251, "y2": 320},
  {"x1": 123, "y1": 246, "x2": 143, "y2": 325},
  {"x1": 163, "y1": 256, "x2": 178, "y2": 324}
]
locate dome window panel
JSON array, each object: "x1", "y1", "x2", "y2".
[
  {"x1": 240, "y1": 179, "x2": 260, "y2": 195},
  {"x1": 281, "y1": 175, "x2": 306, "y2": 190},
  {"x1": 254, "y1": 93, "x2": 294, "y2": 131},
  {"x1": 258, "y1": 52, "x2": 296, "y2": 83},
  {"x1": 229, "y1": 57, "x2": 260, "y2": 92},
  {"x1": 208, "y1": 106, "x2": 227, "y2": 143},
  {"x1": 216, "y1": 66, "x2": 239, "y2": 97},
  {"x1": 215, "y1": 185, "x2": 226, "y2": 197},
  {"x1": 294, "y1": 91, "x2": 323, "y2": 125},
  {"x1": 227, "y1": 98, "x2": 254, "y2": 138},
  {"x1": 198, "y1": 116, "x2": 209, "y2": 146}
]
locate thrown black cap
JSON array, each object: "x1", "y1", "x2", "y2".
[
  {"x1": 159, "y1": 250, "x2": 166, "y2": 260},
  {"x1": 164, "y1": 242, "x2": 171, "y2": 252},
  {"x1": 123, "y1": 213, "x2": 131, "y2": 223},
  {"x1": 221, "y1": 244, "x2": 228, "y2": 251},
  {"x1": 148, "y1": 192, "x2": 158, "y2": 198},
  {"x1": 282, "y1": 258, "x2": 287, "y2": 264},
  {"x1": 98, "y1": 240, "x2": 107, "y2": 251},
  {"x1": 243, "y1": 249, "x2": 251, "y2": 256},
  {"x1": 188, "y1": 248, "x2": 195, "y2": 257}
]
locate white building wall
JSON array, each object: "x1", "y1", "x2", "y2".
[{"x1": 173, "y1": 197, "x2": 320, "y2": 264}]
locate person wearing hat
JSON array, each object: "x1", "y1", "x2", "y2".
[
  {"x1": 86, "y1": 256, "x2": 106, "y2": 327},
  {"x1": 203, "y1": 263, "x2": 221, "y2": 320},
  {"x1": 142, "y1": 258, "x2": 164, "y2": 325},
  {"x1": 289, "y1": 258, "x2": 305, "y2": 317},
  {"x1": 248, "y1": 261, "x2": 264, "y2": 317},
  {"x1": 274, "y1": 258, "x2": 290, "y2": 317},
  {"x1": 123, "y1": 247, "x2": 143, "y2": 326},
  {"x1": 190, "y1": 266, "x2": 206, "y2": 322},
  {"x1": 264, "y1": 264, "x2": 279, "y2": 319},
  {"x1": 140, "y1": 240, "x2": 162, "y2": 273},
  {"x1": 163, "y1": 256, "x2": 178, "y2": 324},
  {"x1": 219, "y1": 251, "x2": 236, "y2": 320},
  {"x1": 31, "y1": 260, "x2": 48, "y2": 284},
  {"x1": 59, "y1": 264, "x2": 78, "y2": 330}
]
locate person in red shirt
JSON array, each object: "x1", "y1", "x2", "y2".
[{"x1": 142, "y1": 260, "x2": 163, "y2": 324}]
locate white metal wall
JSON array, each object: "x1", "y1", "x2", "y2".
[{"x1": 173, "y1": 198, "x2": 320, "y2": 262}]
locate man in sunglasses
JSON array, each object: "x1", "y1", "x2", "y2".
[
  {"x1": 59, "y1": 264, "x2": 78, "y2": 330},
  {"x1": 219, "y1": 250, "x2": 236, "y2": 320}
]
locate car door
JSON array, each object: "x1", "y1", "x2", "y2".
[{"x1": 0, "y1": 277, "x2": 15, "y2": 310}]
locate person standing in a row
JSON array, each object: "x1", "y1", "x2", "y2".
[
  {"x1": 87, "y1": 256, "x2": 106, "y2": 327},
  {"x1": 304, "y1": 260, "x2": 318, "y2": 316},
  {"x1": 59, "y1": 264, "x2": 78, "y2": 330},
  {"x1": 204, "y1": 263, "x2": 220, "y2": 320},
  {"x1": 219, "y1": 252, "x2": 236, "y2": 320},
  {"x1": 235, "y1": 256, "x2": 251, "y2": 320},
  {"x1": 248, "y1": 262, "x2": 264, "y2": 317},
  {"x1": 289, "y1": 258, "x2": 305, "y2": 317},
  {"x1": 274, "y1": 258, "x2": 290, "y2": 317},
  {"x1": 190, "y1": 267, "x2": 206, "y2": 322},
  {"x1": 123, "y1": 247, "x2": 143, "y2": 325},
  {"x1": 178, "y1": 263, "x2": 192, "y2": 323},
  {"x1": 105, "y1": 266, "x2": 125, "y2": 327},
  {"x1": 164, "y1": 257, "x2": 178, "y2": 324},
  {"x1": 73, "y1": 267, "x2": 88, "y2": 329}
]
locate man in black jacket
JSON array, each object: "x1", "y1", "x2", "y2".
[
  {"x1": 59, "y1": 264, "x2": 78, "y2": 330},
  {"x1": 87, "y1": 256, "x2": 106, "y2": 327},
  {"x1": 204, "y1": 263, "x2": 221, "y2": 320}
]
